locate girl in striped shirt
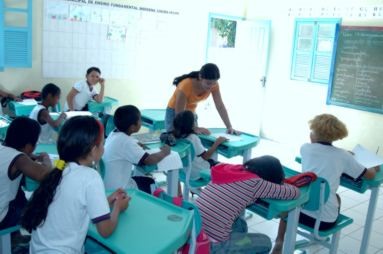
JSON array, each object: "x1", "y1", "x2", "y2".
[{"x1": 195, "y1": 155, "x2": 300, "y2": 253}]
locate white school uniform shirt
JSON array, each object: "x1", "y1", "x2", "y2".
[
  {"x1": 64, "y1": 80, "x2": 98, "y2": 111},
  {"x1": 29, "y1": 104, "x2": 55, "y2": 144},
  {"x1": 0, "y1": 145, "x2": 23, "y2": 222},
  {"x1": 186, "y1": 134, "x2": 210, "y2": 180},
  {"x1": 30, "y1": 162, "x2": 110, "y2": 254},
  {"x1": 103, "y1": 131, "x2": 148, "y2": 190},
  {"x1": 300, "y1": 143, "x2": 365, "y2": 222}
]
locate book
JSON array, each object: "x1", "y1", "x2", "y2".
[
  {"x1": 211, "y1": 132, "x2": 241, "y2": 142},
  {"x1": 352, "y1": 144, "x2": 383, "y2": 168}
]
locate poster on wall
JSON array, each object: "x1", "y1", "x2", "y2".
[{"x1": 42, "y1": 0, "x2": 182, "y2": 79}]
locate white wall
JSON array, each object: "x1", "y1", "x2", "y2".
[
  {"x1": 246, "y1": 0, "x2": 383, "y2": 155},
  {"x1": 0, "y1": 0, "x2": 246, "y2": 111}
]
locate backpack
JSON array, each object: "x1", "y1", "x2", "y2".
[
  {"x1": 284, "y1": 172, "x2": 317, "y2": 187},
  {"x1": 20, "y1": 90, "x2": 41, "y2": 101},
  {"x1": 153, "y1": 188, "x2": 210, "y2": 254}
]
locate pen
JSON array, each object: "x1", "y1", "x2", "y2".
[{"x1": 376, "y1": 146, "x2": 380, "y2": 155}]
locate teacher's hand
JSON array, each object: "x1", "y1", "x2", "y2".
[
  {"x1": 227, "y1": 127, "x2": 240, "y2": 135},
  {"x1": 194, "y1": 127, "x2": 211, "y2": 135}
]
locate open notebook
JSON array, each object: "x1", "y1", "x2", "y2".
[
  {"x1": 132, "y1": 132, "x2": 161, "y2": 144},
  {"x1": 352, "y1": 144, "x2": 383, "y2": 168}
]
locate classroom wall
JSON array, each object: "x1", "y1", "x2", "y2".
[
  {"x1": 246, "y1": 0, "x2": 383, "y2": 155},
  {"x1": 0, "y1": 0, "x2": 246, "y2": 112}
]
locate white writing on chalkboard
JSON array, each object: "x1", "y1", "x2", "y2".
[{"x1": 328, "y1": 27, "x2": 383, "y2": 113}]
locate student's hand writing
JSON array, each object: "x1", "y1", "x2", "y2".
[
  {"x1": 215, "y1": 136, "x2": 228, "y2": 145},
  {"x1": 194, "y1": 127, "x2": 211, "y2": 135},
  {"x1": 99, "y1": 78, "x2": 105, "y2": 86},
  {"x1": 59, "y1": 112, "x2": 67, "y2": 120},
  {"x1": 160, "y1": 145, "x2": 171, "y2": 156},
  {"x1": 226, "y1": 127, "x2": 240, "y2": 135}
]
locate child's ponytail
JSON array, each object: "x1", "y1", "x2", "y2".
[
  {"x1": 21, "y1": 116, "x2": 103, "y2": 232},
  {"x1": 21, "y1": 167, "x2": 64, "y2": 232}
]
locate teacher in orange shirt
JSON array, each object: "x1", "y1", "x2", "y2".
[{"x1": 165, "y1": 63, "x2": 238, "y2": 135}]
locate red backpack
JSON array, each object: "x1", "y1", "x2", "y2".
[
  {"x1": 20, "y1": 90, "x2": 41, "y2": 101},
  {"x1": 153, "y1": 189, "x2": 210, "y2": 254}
]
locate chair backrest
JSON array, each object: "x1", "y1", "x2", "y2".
[
  {"x1": 101, "y1": 114, "x2": 115, "y2": 137},
  {"x1": 303, "y1": 176, "x2": 331, "y2": 211}
]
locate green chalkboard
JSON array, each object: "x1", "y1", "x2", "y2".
[{"x1": 327, "y1": 26, "x2": 383, "y2": 114}]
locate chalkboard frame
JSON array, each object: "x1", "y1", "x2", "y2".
[{"x1": 327, "y1": 26, "x2": 383, "y2": 114}]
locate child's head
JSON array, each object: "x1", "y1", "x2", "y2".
[
  {"x1": 86, "y1": 67, "x2": 101, "y2": 85},
  {"x1": 244, "y1": 155, "x2": 285, "y2": 184},
  {"x1": 173, "y1": 110, "x2": 195, "y2": 138},
  {"x1": 58, "y1": 116, "x2": 104, "y2": 165},
  {"x1": 309, "y1": 114, "x2": 348, "y2": 143},
  {"x1": 114, "y1": 105, "x2": 141, "y2": 134},
  {"x1": 4, "y1": 117, "x2": 40, "y2": 154},
  {"x1": 41, "y1": 83, "x2": 61, "y2": 106},
  {"x1": 199, "y1": 63, "x2": 220, "y2": 90},
  {"x1": 21, "y1": 116, "x2": 104, "y2": 233}
]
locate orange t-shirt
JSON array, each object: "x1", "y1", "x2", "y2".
[{"x1": 167, "y1": 78, "x2": 219, "y2": 112}]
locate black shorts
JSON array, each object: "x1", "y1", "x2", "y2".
[{"x1": 299, "y1": 212, "x2": 337, "y2": 231}]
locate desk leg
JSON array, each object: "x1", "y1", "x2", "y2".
[
  {"x1": 167, "y1": 169, "x2": 179, "y2": 197},
  {"x1": 283, "y1": 207, "x2": 300, "y2": 254},
  {"x1": 242, "y1": 149, "x2": 252, "y2": 163},
  {"x1": 359, "y1": 186, "x2": 379, "y2": 254}
]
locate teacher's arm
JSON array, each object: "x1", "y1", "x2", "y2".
[
  {"x1": 211, "y1": 89, "x2": 237, "y2": 134},
  {"x1": 174, "y1": 90, "x2": 187, "y2": 114},
  {"x1": 66, "y1": 88, "x2": 79, "y2": 111},
  {"x1": 93, "y1": 78, "x2": 105, "y2": 103}
]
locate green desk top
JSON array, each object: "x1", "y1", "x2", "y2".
[
  {"x1": 0, "y1": 115, "x2": 11, "y2": 139},
  {"x1": 87, "y1": 189, "x2": 193, "y2": 254},
  {"x1": 295, "y1": 156, "x2": 383, "y2": 193},
  {"x1": 248, "y1": 167, "x2": 311, "y2": 220},
  {"x1": 88, "y1": 96, "x2": 118, "y2": 113},
  {"x1": 8, "y1": 100, "x2": 37, "y2": 116},
  {"x1": 199, "y1": 128, "x2": 260, "y2": 158},
  {"x1": 34, "y1": 143, "x2": 58, "y2": 154},
  {"x1": 140, "y1": 109, "x2": 166, "y2": 131}
]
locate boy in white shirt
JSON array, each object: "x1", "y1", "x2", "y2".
[
  {"x1": 103, "y1": 105, "x2": 170, "y2": 193},
  {"x1": 65, "y1": 67, "x2": 105, "y2": 111},
  {"x1": 271, "y1": 114, "x2": 379, "y2": 254},
  {"x1": 29, "y1": 83, "x2": 66, "y2": 143}
]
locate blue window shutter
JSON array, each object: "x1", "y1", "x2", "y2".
[
  {"x1": 0, "y1": 0, "x2": 4, "y2": 71},
  {"x1": 4, "y1": 0, "x2": 32, "y2": 68}
]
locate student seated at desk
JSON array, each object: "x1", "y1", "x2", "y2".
[
  {"x1": 173, "y1": 110, "x2": 226, "y2": 180},
  {"x1": 65, "y1": 66, "x2": 105, "y2": 111},
  {"x1": 103, "y1": 105, "x2": 170, "y2": 193},
  {"x1": 0, "y1": 117, "x2": 51, "y2": 230},
  {"x1": 29, "y1": 83, "x2": 66, "y2": 144},
  {"x1": 21, "y1": 116, "x2": 129, "y2": 253},
  {"x1": 195, "y1": 155, "x2": 300, "y2": 254},
  {"x1": 271, "y1": 114, "x2": 379, "y2": 254}
]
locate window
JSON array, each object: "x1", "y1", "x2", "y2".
[
  {"x1": 0, "y1": 0, "x2": 32, "y2": 71},
  {"x1": 291, "y1": 18, "x2": 340, "y2": 84}
]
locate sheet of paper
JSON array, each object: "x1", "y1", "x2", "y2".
[
  {"x1": 147, "y1": 149, "x2": 182, "y2": 172},
  {"x1": 352, "y1": 144, "x2": 383, "y2": 168},
  {"x1": 211, "y1": 132, "x2": 242, "y2": 142},
  {"x1": 65, "y1": 111, "x2": 93, "y2": 118},
  {"x1": 19, "y1": 99, "x2": 37, "y2": 106}
]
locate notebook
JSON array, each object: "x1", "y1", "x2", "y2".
[{"x1": 132, "y1": 132, "x2": 161, "y2": 144}]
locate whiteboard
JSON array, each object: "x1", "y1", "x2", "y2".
[{"x1": 42, "y1": 0, "x2": 182, "y2": 79}]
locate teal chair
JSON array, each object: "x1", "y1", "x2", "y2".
[
  {"x1": 295, "y1": 177, "x2": 353, "y2": 254},
  {"x1": 0, "y1": 225, "x2": 20, "y2": 253},
  {"x1": 178, "y1": 140, "x2": 211, "y2": 201},
  {"x1": 101, "y1": 114, "x2": 115, "y2": 137}
]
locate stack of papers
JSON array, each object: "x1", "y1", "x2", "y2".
[
  {"x1": 211, "y1": 132, "x2": 241, "y2": 142},
  {"x1": 352, "y1": 144, "x2": 383, "y2": 168},
  {"x1": 146, "y1": 149, "x2": 182, "y2": 172},
  {"x1": 132, "y1": 132, "x2": 160, "y2": 144}
]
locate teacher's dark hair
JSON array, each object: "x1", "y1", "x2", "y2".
[
  {"x1": 21, "y1": 116, "x2": 104, "y2": 232},
  {"x1": 86, "y1": 66, "x2": 101, "y2": 76},
  {"x1": 173, "y1": 63, "x2": 220, "y2": 86}
]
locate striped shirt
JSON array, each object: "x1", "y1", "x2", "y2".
[{"x1": 195, "y1": 178, "x2": 300, "y2": 242}]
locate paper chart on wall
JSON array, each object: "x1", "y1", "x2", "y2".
[{"x1": 42, "y1": 0, "x2": 182, "y2": 80}]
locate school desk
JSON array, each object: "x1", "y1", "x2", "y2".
[
  {"x1": 137, "y1": 139, "x2": 192, "y2": 197},
  {"x1": 88, "y1": 96, "x2": 118, "y2": 114},
  {"x1": 140, "y1": 109, "x2": 166, "y2": 132},
  {"x1": 0, "y1": 115, "x2": 11, "y2": 140},
  {"x1": 247, "y1": 166, "x2": 312, "y2": 254},
  {"x1": 295, "y1": 156, "x2": 383, "y2": 254},
  {"x1": 198, "y1": 128, "x2": 260, "y2": 162},
  {"x1": 8, "y1": 99, "x2": 37, "y2": 116},
  {"x1": 87, "y1": 189, "x2": 193, "y2": 254}
]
